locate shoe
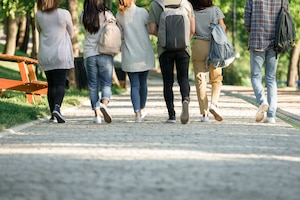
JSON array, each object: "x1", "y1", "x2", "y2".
[
  {"x1": 135, "y1": 116, "x2": 142, "y2": 123},
  {"x1": 201, "y1": 116, "x2": 209, "y2": 122},
  {"x1": 93, "y1": 116, "x2": 102, "y2": 124},
  {"x1": 141, "y1": 109, "x2": 148, "y2": 119},
  {"x1": 264, "y1": 117, "x2": 275, "y2": 124},
  {"x1": 255, "y1": 102, "x2": 269, "y2": 122},
  {"x1": 166, "y1": 116, "x2": 176, "y2": 123},
  {"x1": 100, "y1": 103, "x2": 112, "y2": 123},
  {"x1": 180, "y1": 100, "x2": 189, "y2": 124},
  {"x1": 209, "y1": 104, "x2": 223, "y2": 121},
  {"x1": 52, "y1": 104, "x2": 65, "y2": 123},
  {"x1": 49, "y1": 115, "x2": 58, "y2": 123}
]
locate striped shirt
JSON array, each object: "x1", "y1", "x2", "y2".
[{"x1": 244, "y1": 0, "x2": 290, "y2": 51}]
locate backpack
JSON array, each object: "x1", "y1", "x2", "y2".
[
  {"x1": 207, "y1": 7, "x2": 235, "y2": 68},
  {"x1": 155, "y1": 0, "x2": 190, "y2": 51},
  {"x1": 274, "y1": 0, "x2": 296, "y2": 55},
  {"x1": 98, "y1": 18, "x2": 121, "y2": 56}
]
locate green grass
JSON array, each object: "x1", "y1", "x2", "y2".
[{"x1": 0, "y1": 45, "x2": 126, "y2": 131}]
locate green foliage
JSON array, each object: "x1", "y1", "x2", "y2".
[{"x1": 0, "y1": 0, "x2": 35, "y2": 18}]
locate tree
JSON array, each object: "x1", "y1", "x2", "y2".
[{"x1": 0, "y1": 0, "x2": 35, "y2": 55}]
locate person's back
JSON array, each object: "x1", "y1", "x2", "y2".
[
  {"x1": 80, "y1": 0, "x2": 114, "y2": 124},
  {"x1": 244, "y1": 0, "x2": 286, "y2": 51},
  {"x1": 116, "y1": 0, "x2": 155, "y2": 123},
  {"x1": 189, "y1": 0, "x2": 226, "y2": 122},
  {"x1": 244, "y1": 0, "x2": 290, "y2": 124},
  {"x1": 36, "y1": 0, "x2": 74, "y2": 123},
  {"x1": 148, "y1": 0, "x2": 195, "y2": 124},
  {"x1": 116, "y1": 3, "x2": 155, "y2": 72}
]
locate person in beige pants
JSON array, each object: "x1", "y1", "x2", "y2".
[{"x1": 189, "y1": 0, "x2": 226, "y2": 122}]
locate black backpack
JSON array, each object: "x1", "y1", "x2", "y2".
[{"x1": 274, "y1": 0, "x2": 296, "y2": 55}]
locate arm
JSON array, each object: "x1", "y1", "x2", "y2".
[
  {"x1": 65, "y1": 11, "x2": 74, "y2": 38},
  {"x1": 218, "y1": 18, "x2": 226, "y2": 31},
  {"x1": 148, "y1": 22, "x2": 158, "y2": 36},
  {"x1": 244, "y1": 0, "x2": 252, "y2": 33},
  {"x1": 189, "y1": 17, "x2": 195, "y2": 39}
]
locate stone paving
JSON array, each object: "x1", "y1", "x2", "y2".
[{"x1": 1, "y1": 76, "x2": 300, "y2": 200}]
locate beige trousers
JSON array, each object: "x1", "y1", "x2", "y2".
[{"x1": 191, "y1": 39, "x2": 223, "y2": 116}]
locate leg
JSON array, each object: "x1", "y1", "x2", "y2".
[
  {"x1": 175, "y1": 50, "x2": 190, "y2": 124},
  {"x1": 250, "y1": 50, "x2": 266, "y2": 105},
  {"x1": 159, "y1": 51, "x2": 176, "y2": 119},
  {"x1": 250, "y1": 50, "x2": 269, "y2": 122},
  {"x1": 128, "y1": 72, "x2": 141, "y2": 113},
  {"x1": 208, "y1": 66, "x2": 223, "y2": 121},
  {"x1": 192, "y1": 39, "x2": 209, "y2": 118},
  {"x1": 98, "y1": 54, "x2": 113, "y2": 123},
  {"x1": 209, "y1": 66, "x2": 223, "y2": 107},
  {"x1": 139, "y1": 70, "x2": 149, "y2": 111},
  {"x1": 265, "y1": 49, "x2": 278, "y2": 118}
]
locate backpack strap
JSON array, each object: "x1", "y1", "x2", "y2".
[{"x1": 155, "y1": 0, "x2": 186, "y2": 9}]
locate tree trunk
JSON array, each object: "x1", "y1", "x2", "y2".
[
  {"x1": 31, "y1": 3, "x2": 39, "y2": 60},
  {"x1": 4, "y1": 15, "x2": 18, "y2": 55},
  {"x1": 16, "y1": 14, "x2": 30, "y2": 53},
  {"x1": 287, "y1": 40, "x2": 300, "y2": 87},
  {"x1": 67, "y1": 0, "x2": 79, "y2": 88}
]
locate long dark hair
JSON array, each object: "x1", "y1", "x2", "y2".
[
  {"x1": 188, "y1": 0, "x2": 213, "y2": 11},
  {"x1": 82, "y1": 0, "x2": 108, "y2": 34}
]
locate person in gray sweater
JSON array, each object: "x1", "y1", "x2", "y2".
[
  {"x1": 116, "y1": 0, "x2": 155, "y2": 123},
  {"x1": 36, "y1": 0, "x2": 74, "y2": 123}
]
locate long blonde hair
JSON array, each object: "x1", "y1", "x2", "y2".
[{"x1": 118, "y1": 0, "x2": 133, "y2": 14}]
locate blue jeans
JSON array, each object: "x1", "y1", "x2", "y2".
[
  {"x1": 159, "y1": 50, "x2": 190, "y2": 117},
  {"x1": 250, "y1": 49, "x2": 278, "y2": 118},
  {"x1": 84, "y1": 54, "x2": 113, "y2": 110},
  {"x1": 127, "y1": 71, "x2": 149, "y2": 113}
]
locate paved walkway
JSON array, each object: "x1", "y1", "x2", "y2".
[{"x1": 1, "y1": 73, "x2": 300, "y2": 200}]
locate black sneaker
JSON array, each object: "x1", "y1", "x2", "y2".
[
  {"x1": 52, "y1": 104, "x2": 65, "y2": 123},
  {"x1": 166, "y1": 116, "x2": 176, "y2": 123},
  {"x1": 49, "y1": 115, "x2": 58, "y2": 123}
]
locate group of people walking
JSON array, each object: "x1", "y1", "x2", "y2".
[{"x1": 35, "y1": 0, "x2": 289, "y2": 125}]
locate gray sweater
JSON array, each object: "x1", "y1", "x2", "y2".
[
  {"x1": 36, "y1": 8, "x2": 74, "y2": 72},
  {"x1": 116, "y1": 4, "x2": 155, "y2": 73}
]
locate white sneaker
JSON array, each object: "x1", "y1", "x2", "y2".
[
  {"x1": 201, "y1": 116, "x2": 209, "y2": 122},
  {"x1": 135, "y1": 116, "x2": 142, "y2": 123},
  {"x1": 100, "y1": 103, "x2": 112, "y2": 123},
  {"x1": 209, "y1": 104, "x2": 223, "y2": 121},
  {"x1": 264, "y1": 117, "x2": 275, "y2": 124},
  {"x1": 93, "y1": 116, "x2": 101, "y2": 124},
  {"x1": 141, "y1": 109, "x2": 148, "y2": 119},
  {"x1": 255, "y1": 103, "x2": 269, "y2": 122}
]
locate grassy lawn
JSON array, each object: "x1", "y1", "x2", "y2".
[{"x1": 0, "y1": 46, "x2": 125, "y2": 131}]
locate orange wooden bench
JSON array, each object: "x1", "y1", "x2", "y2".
[{"x1": 0, "y1": 54, "x2": 48, "y2": 104}]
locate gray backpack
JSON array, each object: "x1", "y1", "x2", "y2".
[
  {"x1": 156, "y1": 0, "x2": 190, "y2": 51},
  {"x1": 207, "y1": 7, "x2": 235, "y2": 68}
]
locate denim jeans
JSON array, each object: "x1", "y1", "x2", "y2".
[
  {"x1": 159, "y1": 50, "x2": 190, "y2": 117},
  {"x1": 84, "y1": 54, "x2": 113, "y2": 110},
  {"x1": 250, "y1": 49, "x2": 278, "y2": 118},
  {"x1": 127, "y1": 71, "x2": 149, "y2": 113}
]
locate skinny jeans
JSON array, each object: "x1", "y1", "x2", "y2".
[{"x1": 159, "y1": 50, "x2": 190, "y2": 118}]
